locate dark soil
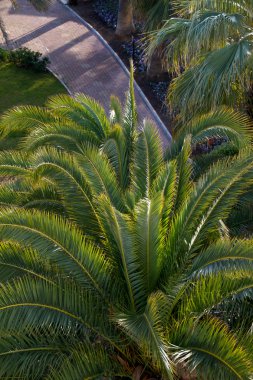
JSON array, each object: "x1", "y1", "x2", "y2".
[{"x1": 70, "y1": 0, "x2": 172, "y2": 129}]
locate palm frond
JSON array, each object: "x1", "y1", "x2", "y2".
[
  {"x1": 78, "y1": 147, "x2": 127, "y2": 212},
  {"x1": 171, "y1": 107, "x2": 252, "y2": 158},
  {"x1": 0, "y1": 106, "x2": 57, "y2": 139},
  {"x1": 170, "y1": 39, "x2": 253, "y2": 118},
  {"x1": 32, "y1": 147, "x2": 101, "y2": 235},
  {"x1": 46, "y1": 94, "x2": 110, "y2": 140},
  {"x1": 110, "y1": 95, "x2": 123, "y2": 124},
  {"x1": 173, "y1": 135, "x2": 192, "y2": 212},
  {"x1": 135, "y1": 195, "x2": 164, "y2": 299},
  {"x1": 188, "y1": 239, "x2": 253, "y2": 277},
  {"x1": 0, "y1": 332, "x2": 65, "y2": 379},
  {"x1": 47, "y1": 341, "x2": 126, "y2": 380},
  {"x1": 96, "y1": 195, "x2": 143, "y2": 311},
  {"x1": 22, "y1": 123, "x2": 100, "y2": 153},
  {"x1": 0, "y1": 276, "x2": 116, "y2": 346},
  {"x1": 174, "y1": 0, "x2": 253, "y2": 18},
  {"x1": 102, "y1": 124, "x2": 130, "y2": 190},
  {"x1": 172, "y1": 317, "x2": 253, "y2": 380},
  {"x1": 0, "y1": 242, "x2": 58, "y2": 284},
  {"x1": 133, "y1": 121, "x2": 163, "y2": 199},
  {"x1": 0, "y1": 209, "x2": 113, "y2": 298},
  {"x1": 116, "y1": 292, "x2": 174, "y2": 379}
]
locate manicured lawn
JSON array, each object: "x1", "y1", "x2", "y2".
[{"x1": 0, "y1": 63, "x2": 67, "y2": 114}]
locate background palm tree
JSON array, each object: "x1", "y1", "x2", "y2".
[
  {"x1": 115, "y1": 0, "x2": 135, "y2": 37},
  {"x1": 0, "y1": 69, "x2": 253, "y2": 378},
  {"x1": 116, "y1": 0, "x2": 171, "y2": 38},
  {"x1": 147, "y1": 0, "x2": 253, "y2": 120}
]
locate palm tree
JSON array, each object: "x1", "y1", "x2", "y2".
[
  {"x1": 116, "y1": 0, "x2": 171, "y2": 39},
  {"x1": 115, "y1": 0, "x2": 135, "y2": 37},
  {"x1": 147, "y1": 0, "x2": 253, "y2": 120},
  {"x1": 0, "y1": 71, "x2": 253, "y2": 378}
]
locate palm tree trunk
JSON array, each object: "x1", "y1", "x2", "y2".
[
  {"x1": 147, "y1": 48, "x2": 166, "y2": 79},
  {"x1": 116, "y1": 0, "x2": 135, "y2": 38}
]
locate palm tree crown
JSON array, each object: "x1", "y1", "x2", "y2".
[
  {"x1": 0, "y1": 68, "x2": 253, "y2": 379},
  {"x1": 147, "y1": 0, "x2": 253, "y2": 120}
]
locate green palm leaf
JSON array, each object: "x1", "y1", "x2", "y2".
[
  {"x1": 0, "y1": 209, "x2": 113, "y2": 297},
  {"x1": 116, "y1": 292, "x2": 174, "y2": 379},
  {"x1": 135, "y1": 195, "x2": 164, "y2": 298},
  {"x1": 172, "y1": 317, "x2": 253, "y2": 379},
  {"x1": 133, "y1": 121, "x2": 163, "y2": 199},
  {"x1": 47, "y1": 341, "x2": 126, "y2": 380}
]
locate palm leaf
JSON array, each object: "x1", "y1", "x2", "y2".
[
  {"x1": 133, "y1": 121, "x2": 163, "y2": 199},
  {"x1": 172, "y1": 317, "x2": 253, "y2": 379},
  {"x1": 0, "y1": 209, "x2": 113, "y2": 298},
  {"x1": 116, "y1": 292, "x2": 174, "y2": 379}
]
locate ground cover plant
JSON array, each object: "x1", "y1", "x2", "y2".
[
  {"x1": 0, "y1": 61, "x2": 66, "y2": 115},
  {"x1": 0, "y1": 47, "x2": 50, "y2": 72},
  {"x1": 0, "y1": 67, "x2": 253, "y2": 378}
]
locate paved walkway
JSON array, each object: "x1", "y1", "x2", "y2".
[{"x1": 0, "y1": 0, "x2": 171, "y2": 143}]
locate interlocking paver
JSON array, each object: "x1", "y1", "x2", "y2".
[{"x1": 0, "y1": 0, "x2": 171, "y2": 143}]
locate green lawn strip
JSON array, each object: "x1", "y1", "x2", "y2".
[{"x1": 0, "y1": 62, "x2": 67, "y2": 114}]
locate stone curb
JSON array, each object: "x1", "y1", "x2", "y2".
[{"x1": 47, "y1": 67, "x2": 71, "y2": 94}]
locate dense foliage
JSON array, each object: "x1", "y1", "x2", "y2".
[
  {"x1": 2, "y1": 0, "x2": 253, "y2": 378},
  {"x1": 0, "y1": 67, "x2": 253, "y2": 378},
  {"x1": 0, "y1": 47, "x2": 49, "y2": 72},
  {"x1": 147, "y1": 0, "x2": 253, "y2": 120}
]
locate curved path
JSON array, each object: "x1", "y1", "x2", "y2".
[{"x1": 0, "y1": 0, "x2": 171, "y2": 143}]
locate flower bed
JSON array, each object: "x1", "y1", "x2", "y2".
[
  {"x1": 93, "y1": 0, "x2": 118, "y2": 29},
  {"x1": 122, "y1": 37, "x2": 146, "y2": 72},
  {"x1": 149, "y1": 81, "x2": 169, "y2": 113}
]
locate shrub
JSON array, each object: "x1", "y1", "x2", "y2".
[
  {"x1": 0, "y1": 48, "x2": 10, "y2": 62},
  {"x1": 8, "y1": 47, "x2": 49, "y2": 72},
  {"x1": 0, "y1": 47, "x2": 49, "y2": 72},
  {"x1": 93, "y1": 0, "x2": 118, "y2": 29}
]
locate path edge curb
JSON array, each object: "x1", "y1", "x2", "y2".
[
  {"x1": 60, "y1": 1, "x2": 172, "y2": 142},
  {"x1": 47, "y1": 67, "x2": 71, "y2": 94}
]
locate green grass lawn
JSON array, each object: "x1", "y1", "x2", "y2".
[{"x1": 0, "y1": 62, "x2": 67, "y2": 114}]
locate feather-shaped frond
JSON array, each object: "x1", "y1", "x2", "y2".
[
  {"x1": 0, "y1": 276, "x2": 117, "y2": 345},
  {"x1": 172, "y1": 317, "x2": 253, "y2": 380},
  {"x1": 179, "y1": 271, "x2": 253, "y2": 318},
  {"x1": 0, "y1": 106, "x2": 57, "y2": 138},
  {"x1": 96, "y1": 195, "x2": 143, "y2": 311},
  {"x1": 123, "y1": 61, "x2": 138, "y2": 134},
  {"x1": 102, "y1": 124, "x2": 130, "y2": 189},
  {"x1": 135, "y1": 195, "x2": 164, "y2": 298},
  {"x1": 0, "y1": 332, "x2": 65, "y2": 379},
  {"x1": 46, "y1": 94, "x2": 110, "y2": 140},
  {"x1": 133, "y1": 121, "x2": 163, "y2": 199},
  {"x1": 188, "y1": 239, "x2": 253, "y2": 277},
  {"x1": 0, "y1": 242, "x2": 57, "y2": 284},
  {"x1": 31, "y1": 147, "x2": 101, "y2": 235},
  {"x1": 110, "y1": 95, "x2": 123, "y2": 125},
  {"x1": 77, "y1": 147, "x2": 127, "y2": 212},
  {"x1": 47, "y1": 341, "x2": 126, "y2": 380},
  {"x1": 0, "y1": 209, "x2": 113, "y2": 297},
  {"x1": 22, "y1": 122, "x2": 100, "y2": 153},
  {"x1": 162, "y1": 151, "x2": 253, "y2": 278},
  {"x1": 171, "y1": 107, "x2": 252, "y2": 158},
  {"x1": 116, "y1": 292, "x2": 174, "y2": 379},
  {"x1": 0, "y1": 150, "x2": 31, "y2": 176}
]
